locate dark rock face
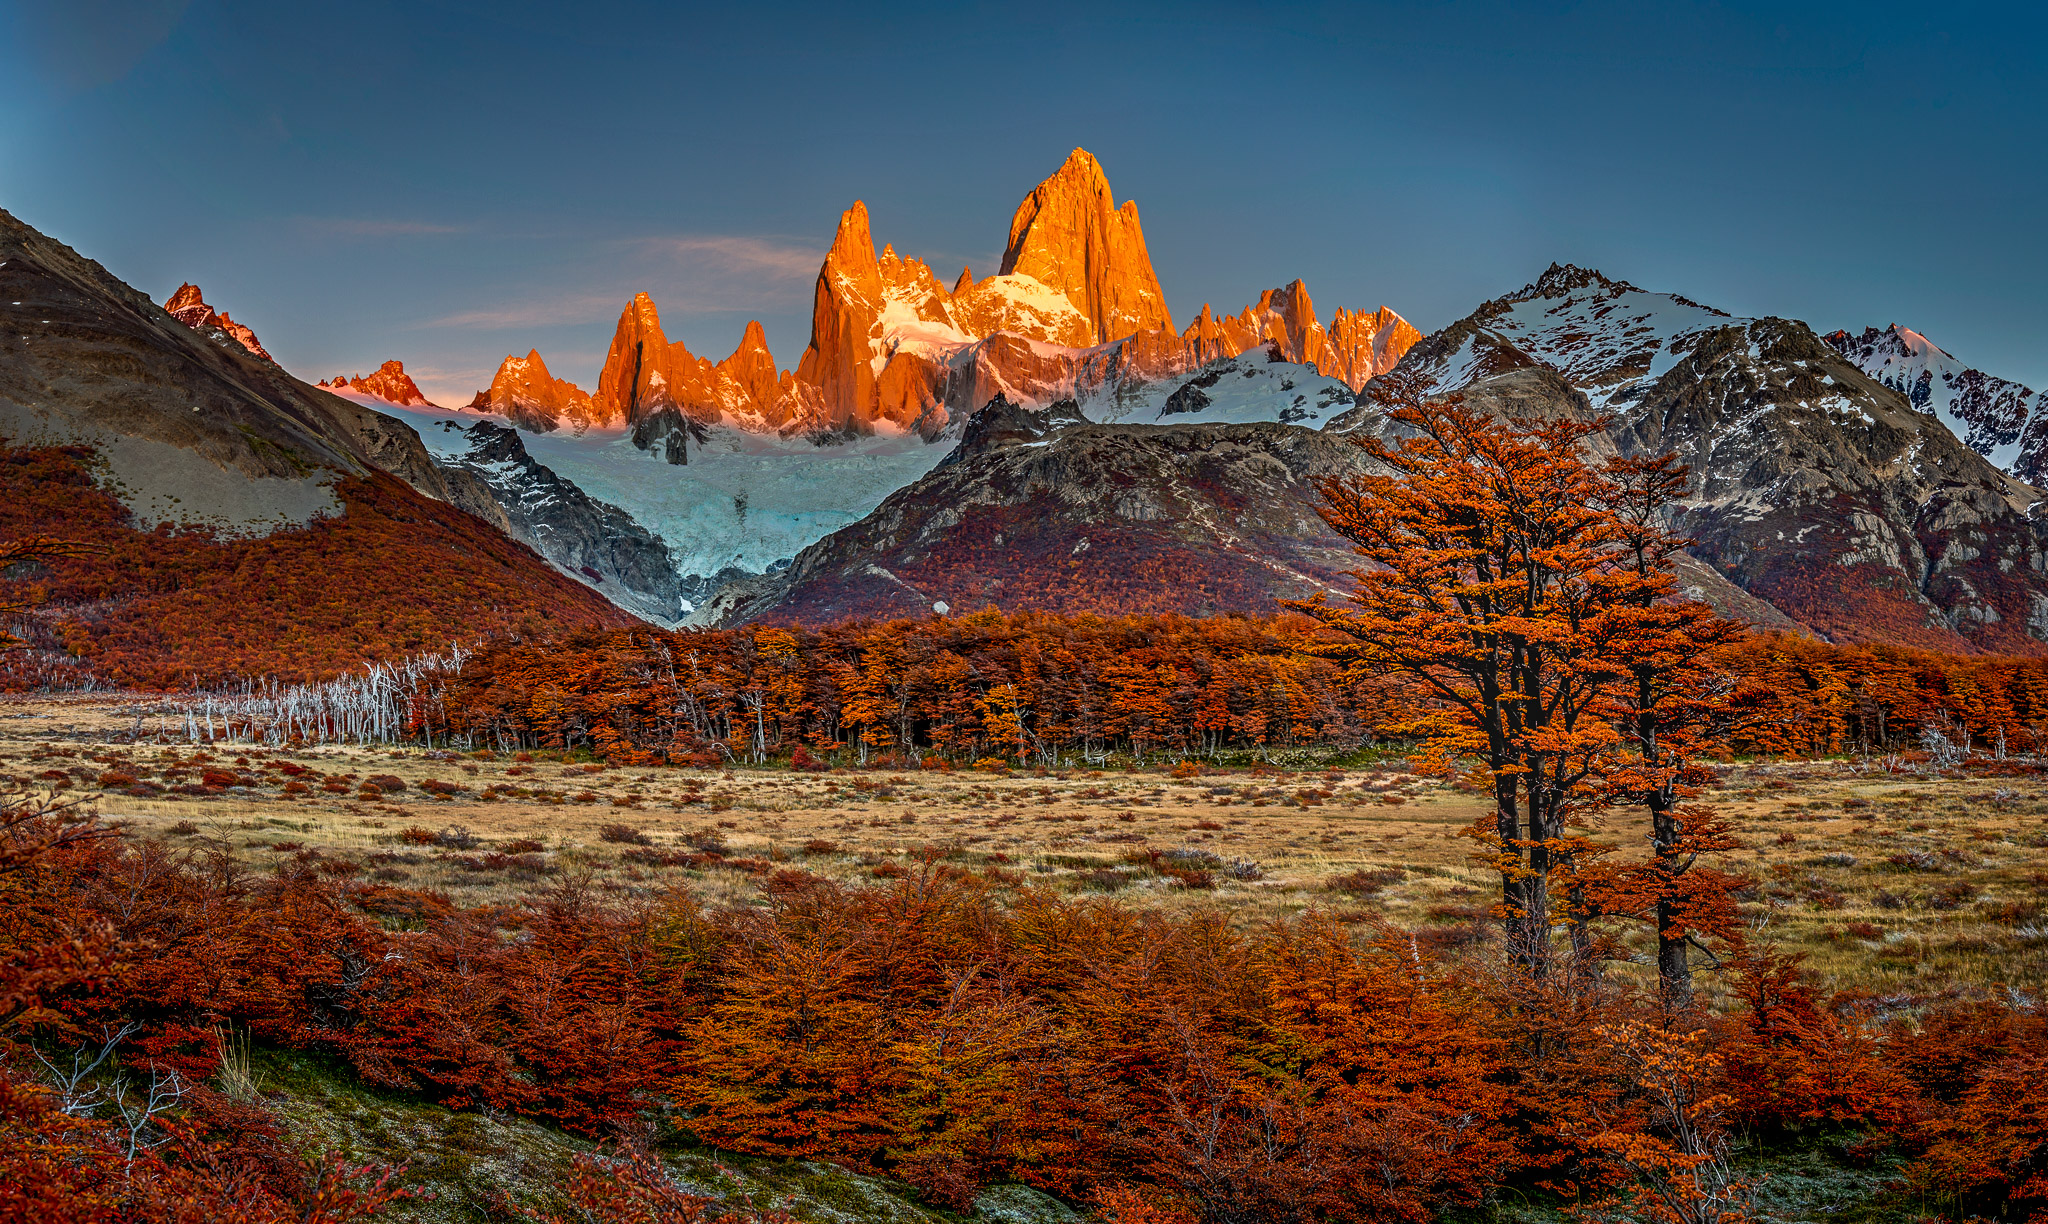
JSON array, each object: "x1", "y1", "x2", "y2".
[
  {"x1": 706, "y1": 416, "x2": 1384, "y2": 626},
  {"x1": 435, "y1": 421, "x2": 688, "y2": 624},
  {"x1": 0, "y1": 206, "x2": 498, "y2": 535},
  {"x1": 1621, "y1": 319, "x2": 2047, "y2": 652},
  {"x1": 629, "y1": 406, "x2": 697, "y2": 465},
  {"x1": 1160, "y1": 374, "x2": 1216, "y2": 418},
  {"x1": 1397, "y1": 266, "x2": 2048, "y2": 653},
  {"x1": 937, "y1": 395, "x2": 1090, "y2": 468}
]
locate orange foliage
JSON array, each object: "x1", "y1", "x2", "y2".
[
  {"x1": 1716, "y1": 948, "x2": 1918, "y2": 1133},
  {"x1": 415, "y1": 610, "x2": 1367, "y2": 764},
  {"x1": 4, "y1": 774, "x2": 2047, "y2": 1219},
  {"x1": 1284, "y1": 376, "x2": 1749, "y2": 989},
  {"x1": 0, "y1": 444, "x2": 631, "y2": 689}
]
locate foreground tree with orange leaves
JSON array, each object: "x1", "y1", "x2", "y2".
[
  {"x1": 1290, "y1": 373, "x2": 1744, "y2": 992},
  {"x1": 1578, "y1": 453, "x2": 1749, "y2": 1004}
]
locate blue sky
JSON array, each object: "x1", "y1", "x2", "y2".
[{"x1": 3, "y1": 0, "x2": 2042, "y2": 406}]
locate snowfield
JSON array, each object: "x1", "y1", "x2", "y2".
[
  {"x1": 1826, "y1": 324, "x2": 2046, "y2": 473},
  {"x1": 1083, "y1": 353, "x2": 1358, "y2": 428}
]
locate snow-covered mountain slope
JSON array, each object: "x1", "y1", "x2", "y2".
[
  {"x1": 1411, "y1": 267, "x2": 2048, "y2": 488},
  {"x1": 1823, "y1": 324, "x2": 2048, "y2": 480},
  {"x1": 1408, "y1": 263, "x2": 1738, "y2": 411},
  {"x1": 1083, "y1": 349, "x2": 1357, "y2": 428}
]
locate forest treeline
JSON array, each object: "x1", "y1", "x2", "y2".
[{"x1": 189, "y1": 612, "x2": 2048, "y2": 767}]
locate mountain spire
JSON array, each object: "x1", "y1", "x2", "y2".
[{"x1": 998, "y1": 148, "x2": 1175, "y2": 345}]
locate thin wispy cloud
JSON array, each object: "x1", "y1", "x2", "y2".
[
  {"x1": 425, "y1": 295, "x2": 621, "y2": 330},
  {"x1": 299, "y1": 217, "x2": 469, "y2": 238},
  {"x1": 638, "y1": 235, "x2": 824, "y2": 283},
  {"x1": 424, "y1": 234, "x2": 825, "y2": 335}
]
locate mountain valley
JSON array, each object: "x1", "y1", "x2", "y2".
[{"x1": 7, "y1": 148, "x2": 2048, "y2": 677}]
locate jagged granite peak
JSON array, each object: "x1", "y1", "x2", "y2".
[
  {"x1": 589, "y1": 293, "x2": 815, "y2": 440},
  {"x1": 592, "y1": 291, "x2": 674, "y2": 428},
  {"x1": 998, "y1": 148, "x2": 1175, "y2": 345},
  {"x1": 1257, "y1": 281, "x2": 1327, "y2": 373},
  {"x1": 162, "y1": 282, "x2": 273, "y2": 362},
  {"x1": 1823, "y1": 323, "x2": 2048, "y2": 481},
  {"x1": 1184, "y1": 284, "x2": 1418, "y2": 394},
  {"x1": 318, "y1": 360, "x2": 435, "y2": 408},
  {"x1": 793, "y1": 201, "x2": 886, "y2": 431},
  {"x1": 1327, "y1": 305, "x2": 1423, "y2": 391},
  {"x1": 471, "y1": 348, "x2": 599, "y2": 434},
  {"x1": 723, "y1": 320, "x2": 781, "y2": 413},
  {"x1": 768, "y1": 153, "x2": 1418, "y2": 439}
]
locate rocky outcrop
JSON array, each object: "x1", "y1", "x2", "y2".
[
  {"x1": 630, "y1": 406, "x2": 699, "y2": 465},
  {"x1": 318, "y1": 359, "x2": 435, "y2": 407},
  {"x1": 162, "y1": 283, "x2": 272, "y2": 362},
  {"x1": 426, "y1": 419, "x2": 688, "y2": 623},
  {"x1": 937, "y1": 395, "x2": 1091, "y2": 466},
  {"x1": 470, "y1": 349, "x2": 599, "y2": 433}
]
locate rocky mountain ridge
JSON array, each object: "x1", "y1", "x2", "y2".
[
  {"x1": 0, "y1": 223, "x2": 498, "y2": 535},
  {"x1": 1393, "y1": 264, "x2": 2048, "y2": 653},
  {"x1": 472, "y1": 149, "x2": 1419, "y2": 446},
  {"x1": 1824, "y1": 323, "x2": 2048, "y2": 483},
  {"x1": 0, "y1": 207, "x2": 632, "y2": 683}
]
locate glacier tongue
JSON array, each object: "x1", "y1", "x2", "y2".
[
  {"x1": 372, "y1": 400, "x2": 951, "y2": 591},
  {"x1": 521, "y1": 424, "x2": 953, "y2": 591}
]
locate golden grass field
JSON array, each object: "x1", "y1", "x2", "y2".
[{"x1": 10, "y1": 693, "x2": 2048, "y2": 1005}]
